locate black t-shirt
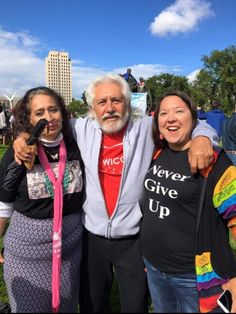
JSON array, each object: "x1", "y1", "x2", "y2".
[
  {"x1": 140, "y1": 147, "x2": 202, "y2": 273},
  {"x1": 0, "y1": 137, "x2": 84, "y2": 219}
]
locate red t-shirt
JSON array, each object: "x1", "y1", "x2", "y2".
[{"x1": 99, "y1": 125, "x2": 127, "y2": 217}]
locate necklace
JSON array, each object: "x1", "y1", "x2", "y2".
[
  {"x1": 47, "y1": 151, "x2": 59, "y2": 160},
  {"x1": 44, "y1": 147, "x2": 59, "y2": 161}
]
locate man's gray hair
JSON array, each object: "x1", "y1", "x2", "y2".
[{"x1": 85, "y1": 73, "x2": 131, "y2": 107}]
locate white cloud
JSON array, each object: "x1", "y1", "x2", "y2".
[
  {"x1": 149, "y1": 0, "x2": 214, "y2": 38},
  {"x1": 114, "y1": 64, "x2": 182, "y2": 80},
  {"x1": 72, "y1": 65, "x2": 108, "y2": 98},
  {"x1": 0, "y1": 27, "x2": 40, "y2": 49},
  {"x1": 0, "y1": 27, "x2": 108, "y2": 99},
  {"x1": 0, "y1": 27, "x2": 44, "y2": 97},
  {"x1": 0, "y1": 26, "x2": 190, "y2": 101},
  {"x1": 187, "y1": 68, "x2": 201, "y2": 83},
  {"x1": 72, "y1": 59, "x2": 84, "y2": 65},
  {"x1": 72, "y1": 63, "x2": 183, "y2": 98}
]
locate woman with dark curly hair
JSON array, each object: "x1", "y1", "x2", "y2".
[{"x1": 0, "y1": 86, "x2": 84, "y2": 313}]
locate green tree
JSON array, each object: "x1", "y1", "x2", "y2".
[
  {"x1": 196, "y1": 45, "x2": 236, "y2": 114},
  {"x1": 190, "y1": 70, "x2": 214, "y2": 109},
  {"x1": 146, "y1": 73, "x2": 191, "y2": 110},
  {"x1": 67, "y1": 98, "x2": 88, "y2": 117}
]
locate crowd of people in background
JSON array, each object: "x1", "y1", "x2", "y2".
[
  {"x1": 197, "y1": 100, "x2": 225, "y2": 138},
  {"x1": 0, "y1": 106, "x2": 16, "y2": 146},
  {"x1": 0, "y1": 71, "x2": 236, "y2": 313},
  {"x1": 121, "y1": 68, "x2": 148, "y2": 94},
  {"x1": 0, "y1": 105, "x2": 9, "y2": 146},
  {"x1": 197, "y1": 99, "x2": 236, "y2": 166},
  {"x1": 222, "y1": 104, "x2": 236, "y2": 165}
]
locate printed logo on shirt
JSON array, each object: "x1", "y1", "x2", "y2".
[
  {"x1": 102, "y1": 156, "x2": 124, "y2": 173},
  {"x1": 100, "y1": 142, "x2": 124, "y2": 176},
  {"x1": 27, "y1": 160, "x2": 83, "y2": 199},
  {"x1": 145, "y1": 165, "x2": 191, "y2": 219}
]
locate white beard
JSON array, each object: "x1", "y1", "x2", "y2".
[{"x1": 93, "y1": 110, "x2": 130, "y2": 135}]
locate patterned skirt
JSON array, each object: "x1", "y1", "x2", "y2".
[{"x1": 3, "y1": 211, "x2": 83, "y2": 313}]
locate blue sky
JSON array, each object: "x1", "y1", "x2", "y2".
[{"x1": 0, "y1": 0, "x2": 235, "y2": 99}]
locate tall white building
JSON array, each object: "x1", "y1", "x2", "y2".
[{"x1": 45, "y1": 51, "x2": 72, "y2": 106}]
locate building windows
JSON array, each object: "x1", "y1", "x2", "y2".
[{"x1": 45, "y1": 51, "x2": 72, "y2": 105}]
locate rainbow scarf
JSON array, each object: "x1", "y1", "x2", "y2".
[{"x1": 197, "y1": 164, "x2": 236, "y2": 312}]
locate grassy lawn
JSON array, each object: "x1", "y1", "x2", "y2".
[
  {"x1": 0, "y1": 260, "x2": 8, "y2": 304},
  {"x1": 0, "y1": 145, "x2": 8, "y2": 160}
]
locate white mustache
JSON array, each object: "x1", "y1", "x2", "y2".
[{"x1": 102, "y1": 113, "x2": 121, "y2": 121}]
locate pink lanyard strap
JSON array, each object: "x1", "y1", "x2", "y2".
[{"x1": 38, "y1": 139, "x2": 67, "y2": 313}]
